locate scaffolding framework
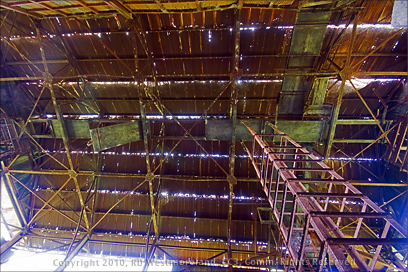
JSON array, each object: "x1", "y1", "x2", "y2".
[{"x1": 242, "y1": 122, "x2": 407, "y2": 272}]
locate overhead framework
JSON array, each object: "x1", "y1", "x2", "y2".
[{"x1": 0, "y1": 1, "x2": 407, "y2": 272}]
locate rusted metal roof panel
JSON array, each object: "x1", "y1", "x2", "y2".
[{"x1": 2, "y1": 1, "x2": 407, "y2": 266}]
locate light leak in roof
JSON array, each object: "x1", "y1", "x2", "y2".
[
  {"x1": 42, "y1": 149, "x2": 378, "y2": 162},
  {"x1": 27, "y1": 78, "x2": 400, "y2": 93},
  {"x1": 6, "y1": 23, "x2": 402, "y2": 41}
]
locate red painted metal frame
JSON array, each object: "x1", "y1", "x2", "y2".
[{"x1": 243, "y1": 122, "x2": 407, "y2": 272}]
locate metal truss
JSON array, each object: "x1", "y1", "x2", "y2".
[
  {"x1": 242, "y1": 122, "x2": 407, "y2": 272},
  {"x1": 0, "y1": 115, "x2": 20, "y2": 160}
]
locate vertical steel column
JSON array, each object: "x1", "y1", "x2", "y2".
[
  {"x1": 34, "y1": 19, "x2": 90, "y2": 231},
  {"x1": 131, "y1": 19, "x2": 160, "y2": 271},
  {"x1": 324, "y1": 16, "x2": 358, "y2": 163},
  {"x1": 227, "y1": 7, "x2": 241, "y2": 270}
]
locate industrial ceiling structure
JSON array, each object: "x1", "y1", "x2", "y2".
[{"x1": 0, "y1": 1, "x2": 407, "y2": 271}]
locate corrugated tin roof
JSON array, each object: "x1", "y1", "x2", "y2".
[{"x1": 1, "y1": 0, "x2": 407, "y2": 267}]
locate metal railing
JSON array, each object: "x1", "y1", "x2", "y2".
[
  {"x1": 242, "y1": 121, "x2": 407, "y2": 272},
  {"x1": 0, "y1": 116, "x2": 19, "y2": 159}
]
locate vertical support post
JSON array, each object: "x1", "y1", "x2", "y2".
[
  {"x1": 324, "y1": 16, "x2": 358, "y2": 163},
  {"x1": 296, "y1": 214, "x2": 310, "y2": 271},
  {"x1": 253, "y1": 207, "x2": 257, "y2": 255},
  {"x1": 260, "y1": 150, "x2": 266, "y2": 186},
  {"x1": 28, "y1": 175, "x2": 39, "y2": 223},
  {"x1": 336, "y1": 187, "x2": 349, "y2": 226},
  {"x1": 131, "y1": 19, "x2": 160, "y2": 271},
  {"x1": 324, "y1": 182, "x2": 333, "y2": 211},
  {"x1": 286, "y1": 195, "x2": 297, "y2": 244},
  {"x1": 354, "y1": 201, "x2": 367, "y2": 238},
  {"x1": 272, "y1": 175, "x2": 281, "y2": 210},
  {"x1": 268, "y1": 166, "x2": 275, "y2": 198},
  {"x1": 90, "y1": 153, "x2": 102, "y2": 229},
  {"x1": 227, "y1": 7, "x2": 241, "y2": 271},
  {"x1": 369, "y1": 221, "x2": 391, "y2": 270},
  {"x1": 317, "y1": 241, "x2": 327, "y2": 272},
  {"x1": 279, "y1": 180, "x2": 289, "y2": 230},
  {"x1": 34, "y1": 19, "x2": 90, "y2": 231}
]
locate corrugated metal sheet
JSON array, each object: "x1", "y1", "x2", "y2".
[{"x1": 1, "y1": 0, "x2": 407, "y2": 264}]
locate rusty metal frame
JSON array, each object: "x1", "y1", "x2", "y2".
[
  {"x1": 242, "y1": 121, "x2": 407, "y2": 272},
  {"x1": 46, "y1": 18, "x2": 101, "y2": 114},
  {"x1": 0, "y1": 1, "x2": 367, "y2": 18},
  {"x1": 2, "y1": 71, "x2": 407, "y2": 82},
  {"x1": 55, "y1": 234, "x2": 90, "y2": 272},
  {"x1": 131, "y1": 14, "x2": 229, "y2": 177},
  {"x1": 1, "y1": 162, "x2": 28, "y2": 227},
  {"x1": 34, "y1": 19, "x2": 91, "y2": 232},
  {"x1": 4, "y1": 52, "x2": 406, "y2": 68},
  {"x1": 105, "y1": 0, "x2": 133, "y2": 19},
  {"x1": 335, "y1": 122, "x2": 400, "y2": 173},
  {"x1": 226, "y1": 7, "x2": 241, "y2": 271},
  {"x1": 324, "y1": 15, "x2": 358, "y2": 164},
  {"x1": 0, "y1": 230, "x2": 24, "y2": 257},
  {"x1": 0, "y1": 3, "x2": 406, "y2": 270}
]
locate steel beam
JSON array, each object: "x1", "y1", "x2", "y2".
[
  {"x1": 0, "y1": 231, "x2": 23, "y2": 257},
  {"x1": 47, "y1": 19, "x2": 101, "y2": 114},
  {"x1": 349, "y1": 80, "x2": 392, "y2": 145},
  {"x1": 324, "y1": 16, "x2": 358, "y2": 163},
  {"x1": 2, "y1": 71, "x2": 407, "y2": 82},
  {"x1": 0, "y1": 1, "x2": 366, "y2": 16},
  {"x1": 104, "y1": 0, "x2": 133, "y2": 19},
  {"x1": 351, "y1": 28, "x2": 405, "y2": 70},
  {"x1": 131, "y1": 19, "x2": 161, "y2": 271},
  {"x1": 226, "y1": 8, "x2": 241, "y2": 271},
  {"x1": 6, "y1": 170, "x2": 406, "y2": 187},
  {"x1": 326, "y1": 238, "x2": 407, "y2": 246},
  {"x1": 9, "y1": 174, "x2": 87, "y2": 229},
  {"x1": 35, "y1": 20, "x2": 91, "y2": 231},
  {"x1": 89, "y1": 176, "x2": 149, "y2": 231},
  {"x1": 1, "y1": 162, "x2": 27, "y2": 227},
  {"x1": 335, "y1": 122, "x2": 399, "y2": 173},
  {"x1": 336, "y1": 119, "x2": 394, "y2": 125},
  {"x1": 4, "y1": 52, "x2": 406, "y2": 66},
  {"x1": 55, "y1": 234, "x2": 90, "y2": 272},
  {"x1": 332, "y1": 139, "x2": 376, "y2": 143}
]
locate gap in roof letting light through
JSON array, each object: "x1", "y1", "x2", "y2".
[
  {"x1": 327, "y1": 23, "x2": 395, "y2": 29},
  {"x1": 41, "y1": 149, "x2": 378, "y2": 162},
  {"x1": 238, "y1": 23, "x2": 397, "y2": 31},
  {"x1": 51, "y1": 79, "x2": 282, "y2": 88},
  {"x1": 8, "y1": 23, "x2": 401, "y2": 41}
]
